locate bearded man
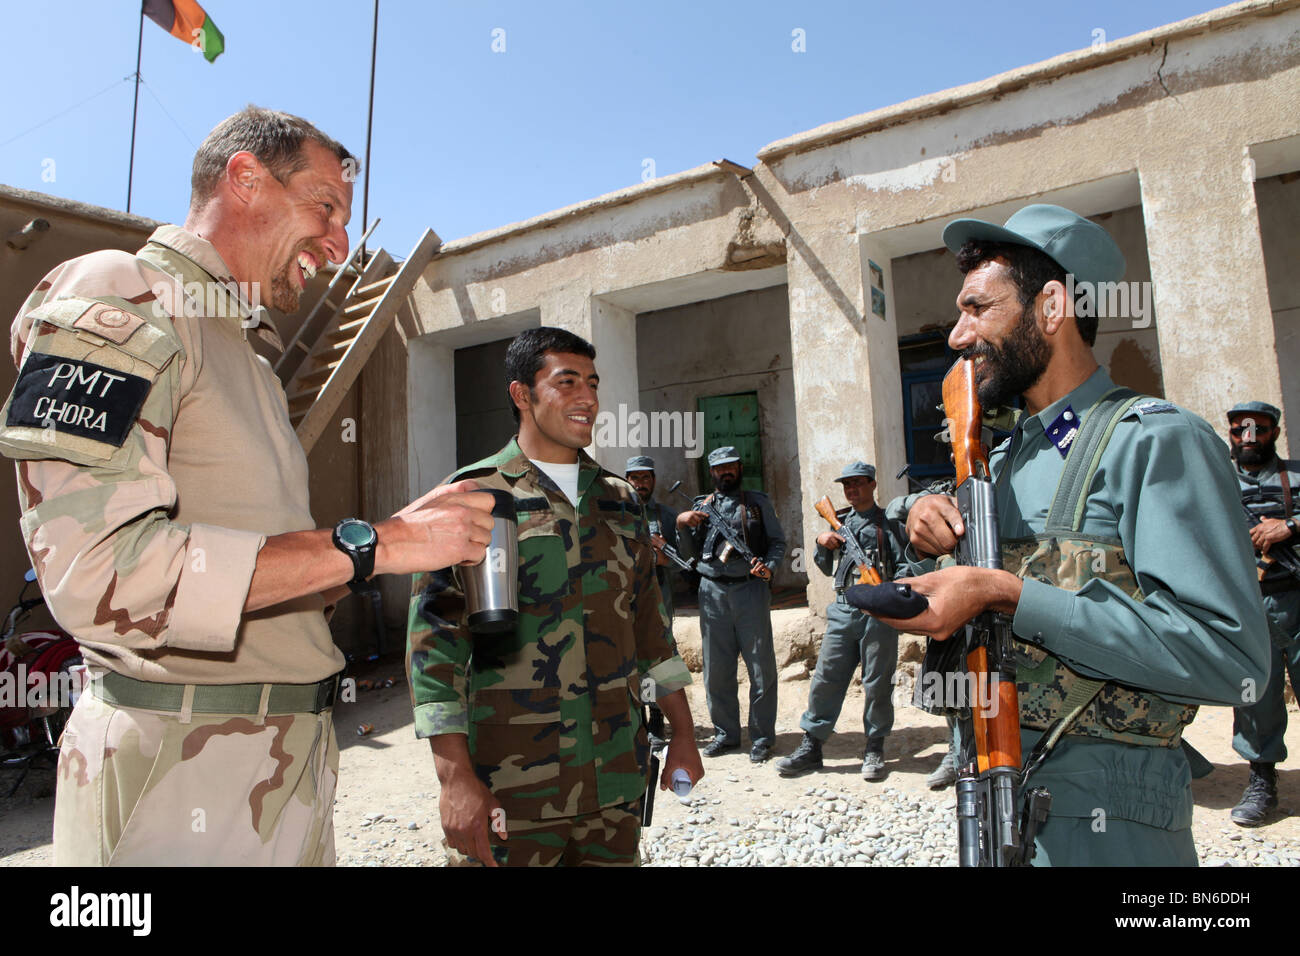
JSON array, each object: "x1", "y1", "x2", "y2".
[
  {"x1": 677, "y1": 447, "x2": 785, "y2": 763},
  {"x1": 1225, "y1": 400, "x2": 1300, "y2": 827},
  {"x1": 878, "y1": 204, "x2": 1267, "y2": 866}
]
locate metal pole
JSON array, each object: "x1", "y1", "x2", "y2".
[
  {"x1": 127, "y1": 3, "x2": 145, "y2": 213},
  {"x1": 361, "y1": 0, "x2": 379, "y2": 262}
]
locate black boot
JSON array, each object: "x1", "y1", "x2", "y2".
[
  {"x1": 1230, "y1": 761, "x2": 1278, "y2": 828},
  {"x1": 775, "y1": 733, "x2": 823, "y2": 777}
]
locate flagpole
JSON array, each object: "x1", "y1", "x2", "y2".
[
  {"x1": 126, "y1": 2, "x2": 145, "y2": 213},
  {"x1": 361, "y1": 0, "x2": 378, "y2": 262}
]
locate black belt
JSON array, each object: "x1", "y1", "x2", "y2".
[{"x1": 1260, "y1": 577, "x2": 1300, "y2": 597}]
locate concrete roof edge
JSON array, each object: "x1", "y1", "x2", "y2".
[
  {"x1": 756, "y1": 0, "x2": 1300, "y2": 163},
  {"x1": 0, "y1": 183, "x2": 163, "y2": 232},
  {"x1": 435, "y1": 161, "x2": 737, "y2": 259}
]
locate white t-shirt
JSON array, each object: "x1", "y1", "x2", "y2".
[{"x1": 533, "y1": 460, "x2": 581, "y2": 508}]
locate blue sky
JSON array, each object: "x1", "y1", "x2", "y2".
[{"x1": 2, "y1": 0, "x2": 1228, "y2": 259}]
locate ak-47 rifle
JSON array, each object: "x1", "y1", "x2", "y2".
[
  {"x1": 1242, "y1": 505, "x2": 1300, "y2": 583},
  {"x1": 814, "y1": 495, "x2": 882, "y2": 587},
  {"x1": 942, "y1": 357, "x2": 1050, "y2": 867},
  {"x1": 669, "y1": 482, "x2": 768, "y2": 579},
  {"x1": 648, "y1": 482, "x2": 721, "y2": 581}
]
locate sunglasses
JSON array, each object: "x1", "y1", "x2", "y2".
[{"x1": 1230, "y1": 425, "x2": 1276, "y2": 437}]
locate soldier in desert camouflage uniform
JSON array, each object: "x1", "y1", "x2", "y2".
[
  {"x1": 0, "y1": 107, "x2": 493, "y2": 865},
  {"x1": 882, "y1": 205, "x2": 1268, "y2": 866},
  {"x1": 407, "y1": 327, "x2": 703, "y2": 867}
]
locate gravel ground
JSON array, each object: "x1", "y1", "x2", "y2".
[
  {"x1": 642, "y1": 784, "x2": 957, "y2": 867},
  {"x1": 5, "y1": 609, "x2": 1300, "y2": 867}
]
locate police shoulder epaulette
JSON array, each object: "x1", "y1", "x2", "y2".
[{"x1": 1129, "y1": 399, "x2": 1178, "y2": 417}]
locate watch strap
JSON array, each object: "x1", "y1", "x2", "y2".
[{"x1": 333, "y1": 519, "x2": 377, "y2": 592}]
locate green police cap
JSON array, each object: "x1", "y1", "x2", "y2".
[
  {"x1": 834, "y1": 461, "x2": 876, "y2": 482},
  {"x1": 626, "y1": 455, "x2": 656, "y2": 473},
  {"x1": 707, "y1": 446, "x2": 741, "y2": 467},
  {"x1": 942, "y1": 203, "x2": 1126, "y2": 288},
  {"x1": 1227, "y1": 401, "x2": 1281, "y2": 424}
]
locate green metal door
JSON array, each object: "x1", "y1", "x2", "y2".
[{"x1": 697, "y1": 392, "x2": 764, "y2": 493}]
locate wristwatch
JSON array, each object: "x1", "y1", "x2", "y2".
[
  {"x1": 332, "y1": 518, "x2": 378, "y2": 593},
  {"x1": 1286, "y1": 518, "x2": 1298, "y2": 537}
]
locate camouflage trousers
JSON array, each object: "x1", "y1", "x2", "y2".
[
  {"x1": 53, "y1": 689, "x2": 338, "y2": 866},
  {"x1": 444, "y1": 802, "x2": 642, "y2": 867}
]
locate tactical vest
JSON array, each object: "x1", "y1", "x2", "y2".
[{"x1": 1008, "y1": 389, "x2": 1197, "y2": 750}]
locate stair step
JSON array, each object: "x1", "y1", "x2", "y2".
[
  {"x1": 353, "y1": 276, "x2": 395, "y2": 299},
  {"x1": 308, "y1": 339, "x2": 357, "y2": 364},
  {"x1": 326, "y1": 317, "x2": 369, "y2": 340},
  {"x1": 342, "y1": 295, "x2": 385, "y2": 318},
  {"x1": 294, "y1": 365, "x2": 336, "y2": 387},
  {"x1": 286, "y1": 385, "x2": 324, "y2": 406}
]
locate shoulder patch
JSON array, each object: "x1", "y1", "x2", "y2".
[
  {"x1": 6, "y1": 353, "x2": 151, "y2": 447},
  {"x1": 72, "y1": 303, "x2": 146, "y2": 346}
]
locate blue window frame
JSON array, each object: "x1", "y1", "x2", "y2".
[{"x1": 900, "y1": 334, "x2": 957, "y2": 480}]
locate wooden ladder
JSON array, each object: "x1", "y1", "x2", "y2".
[{"x1": 277, "y1": 225, "x2": 441, "y2": 454}]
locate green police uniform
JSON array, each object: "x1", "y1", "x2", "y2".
[
  {"x1": 803, "y1": 503, "x2": 907, "y2": 743},
  {"x1": 406, "y1": 438, "x2": 691, "y2": 866},
  {"x1": 1232, "y1": 452, "x2": 1300, "y2": 764},
  {"x1": 900, "y1": 369, "x2": 1269, "y2": 865}
]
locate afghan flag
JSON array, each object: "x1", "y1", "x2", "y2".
[{"x1": 143, "y1": 0, "x2": 225, "y2": 63}]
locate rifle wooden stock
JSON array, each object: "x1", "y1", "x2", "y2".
[
  {"x1": 814, "y1": 495, "x2": 881, "y2": 586},
  {"x1": 942, "y1": 357, "x2": 986, "y2": 486}
]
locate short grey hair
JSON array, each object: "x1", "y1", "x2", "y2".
[{"x1": 190, "y1": 105, "x2": 357, "y2": 209}]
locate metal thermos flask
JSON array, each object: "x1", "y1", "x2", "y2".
[{"x1": 462, "y1": 489, "x2": 519, "y2": 634}]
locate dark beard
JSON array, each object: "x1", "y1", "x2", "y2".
[
  {"x1": 967, "y1": 300, "x2": 1050, "y2": 408},
  {"x1": 714, "y1": 474, "x2": 741, "y2": 494},
  {"x1": 1232, "y1": 438, "x2": 1276, "y2": 468}
]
